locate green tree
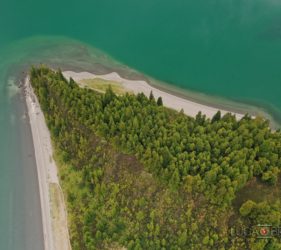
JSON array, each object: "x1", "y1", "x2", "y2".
[
  {"x1": 149, "y1": 90, "x2": 155, "y2": 101},
  {"x1": 211, "y1": 110, "x2": 221, "y2": 123},
  {"x1": 239, "y1": 200, "x2": 256, "y2": 217},
  {"x1": 156, "y1": 97, "x2": 163, "y2": 106}
]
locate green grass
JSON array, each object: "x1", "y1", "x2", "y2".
[{"x1": 79, "y1": 78, "x2": 131, "y2": 95}]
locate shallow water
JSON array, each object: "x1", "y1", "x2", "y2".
[
  {"x1": 0, "y1": 79, "x2": 44, "y2": 249},
  {"x1": 0, "y1": 0, "x2": 281, "y2": 248}
]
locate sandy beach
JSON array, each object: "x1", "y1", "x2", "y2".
[
  {"x1": 63, "y1": 71, "x2": 245, "y2": 120},
  {"x1": 24, "y1": 78, "x2": 71, "y2": 250}
]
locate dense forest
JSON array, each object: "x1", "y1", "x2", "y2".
[{"x1": 30, "y1": 66, "x2": 281, "y2": 250}]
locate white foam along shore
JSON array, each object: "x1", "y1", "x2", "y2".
[
  {"x1": 24, "y1": 77, "x2": 71, "y2": 250},
  {"x1": 63, "y1": 71, "x2": 245, "y2": 120}
]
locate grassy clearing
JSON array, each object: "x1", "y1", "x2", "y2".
[
  {"x1": 79, "y1": 78, "x2": 131, "y2": 95},
  {"x1": 233, "y1": 176, "x2": 281, "y2": 211}
]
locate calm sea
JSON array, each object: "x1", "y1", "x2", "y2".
[{"x1": 0, "y1": 0, "x2": 281, "y2": 248}]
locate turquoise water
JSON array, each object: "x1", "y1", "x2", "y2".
[{"x1": 1, "y1": 0, "x2": 281, "y2": 248}]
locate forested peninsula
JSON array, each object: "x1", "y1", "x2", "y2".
[{"x1": 30, "y1": 66, "x2": 281, "y2": 250}]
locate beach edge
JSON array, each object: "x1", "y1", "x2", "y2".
[{"x1": 24, "y1": 76, "x2": 71, "y2": 250}]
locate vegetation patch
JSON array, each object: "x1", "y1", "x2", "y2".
[
  {"x1": 31, "y1": 66, "x2": 281, "y2": 250},
  {"x1": 79, "y1": 78, "x2": 130, "y2": 95}
]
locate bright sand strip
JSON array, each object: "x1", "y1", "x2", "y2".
[
  {"x1": 25, "y1": 78, "x2": 71, "y2": 250},
  {"x1": 63, "y1": 71, "x2": 245, "y2": 120}
]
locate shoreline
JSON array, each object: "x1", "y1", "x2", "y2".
[
  {"x1": 14, "y1": 35, "x2": 277, "y2": 128},
  {"x1": 24, "y1": 77, "x2": 71, "y2": 250},
  {"x1": 7, "y1": 35, "x2": 280, "y2": 128},
  {"x1": 63, "y1": 70, "x2": 246, "y2": 120},
  {"x1": 62, "y1": 69, "x2": 281, "y2": 129}
]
